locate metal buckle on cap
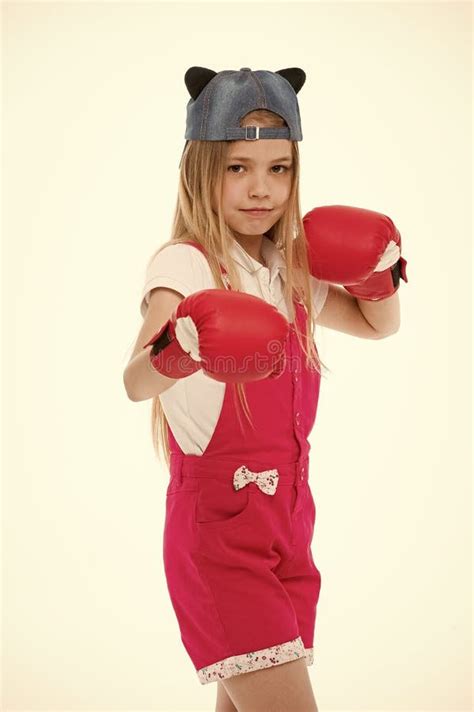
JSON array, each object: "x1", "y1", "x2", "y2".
[{"x1": 245, "y1": 125, "x2": 259, "y2": 140}]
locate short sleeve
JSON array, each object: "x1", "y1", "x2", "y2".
[
  {"x1": 310, "y1": 275, "x2": 329, "y2": 318},
  {"x1": 140, "y1": 243, "x2": 213, "y2": 318}
]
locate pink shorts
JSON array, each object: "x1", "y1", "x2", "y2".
[{"x1": 162, "y1": 453, "x2": 321, "y2": 685}]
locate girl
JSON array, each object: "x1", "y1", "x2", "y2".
[{"x1": 124, "y1": 66, "x2": 407, "y2": 712}]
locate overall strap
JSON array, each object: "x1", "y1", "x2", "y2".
[{"x1": 180, "y1": 239, "x2": 232, "y2": 290}]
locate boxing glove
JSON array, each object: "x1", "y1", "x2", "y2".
[
  {"x1": 303, "y1": 205, "x2": 408, "y2": 301},
  {"x1": 143, "y1": 288, "x2": 289, "y2": 383}
]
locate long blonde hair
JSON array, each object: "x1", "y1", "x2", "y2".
[{"x1": 148, "y1": 109, "x2": 329, "y2": 467}]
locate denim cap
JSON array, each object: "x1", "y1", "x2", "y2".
[{"x1": 179, "y1": 66, "x2": 306, "y2": 165}]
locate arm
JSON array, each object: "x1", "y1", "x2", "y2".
[
  {"x1": 314, "y1": 283, "x2": 399, "y2": 339},
  {"x1": 356, "y1": 290, "x2": 400, "y2": 336},
  {"x1": 123, "y1": 287, "x2": 183, "y2": 401}
]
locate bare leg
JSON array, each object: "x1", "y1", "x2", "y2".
[
  {"x1": 215, "y1": 680, "x2": 239, "y2": 712},
  {"x1": 221, "y1": 656, "x2": 318, "y2": 712}
]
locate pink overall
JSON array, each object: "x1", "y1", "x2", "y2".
[{"x1": 162, "y1": 241, "x2": 322, "y2": 685}]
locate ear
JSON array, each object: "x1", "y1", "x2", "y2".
[
  {"x1": 184, "y1": 66, "x2": 217, "y2": 100},
  {"x1": 275, "y1": 68, "x2": 306, "y2": 94}
]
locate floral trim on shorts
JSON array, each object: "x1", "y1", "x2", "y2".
[{"x1": 197, "y1": 635, "x2": 314, "y2": 685}]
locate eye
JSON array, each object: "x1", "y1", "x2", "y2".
[
  {"x1": 227, "y1": 164, "x2": 290, "y2": 174},
  {"x1": 228, "y1": 164, "x2": 245, "y2": 174}
]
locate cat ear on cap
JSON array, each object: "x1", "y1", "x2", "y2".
[
  {"x1": 184, "y1": 66, "x2": 217, "y2": 100},
  {"x1": 275, "y1": 68, "x2": 306, "y2": 94},
  {"x1": 184, "y1": 66, "x2": 306, "y2": 100}
]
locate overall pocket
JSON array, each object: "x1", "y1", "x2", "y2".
[
  {"x1": 290, "y1": 482, "x2": 314, "y2": 546},
  {"x1": 166, "y1": 475, "x2": 199, "y2": 497},
  {"x1": 307, "y1": 484, "x2": 316, "y2": 528},
  {"x1": 163, "y1": 476, "x2": 199, "y2": 568},
  {"x1": 164, "y1": 476, "x2": 199, "y2": 533},
  {"x1": 194, "y1": 477, "x2": 254, "y2": 531}
]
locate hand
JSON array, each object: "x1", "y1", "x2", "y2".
[
  {"x1": 143, "y1": 288, "x2": 290, "y2": 382},
  {"x1": 302, "y1": 205, "x2": 408, "y2": 301}
]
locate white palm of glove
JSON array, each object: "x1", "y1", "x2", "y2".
[
  {"x1": 374, "y1": 240, "x2": 401, "y2": 272},
  {"x1": 174, "y1": 315, "x2": 201, "y2": 361}
]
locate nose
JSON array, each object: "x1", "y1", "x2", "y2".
[{"x1": 249, "y1": 172, "x2": 271, "y2": 197}]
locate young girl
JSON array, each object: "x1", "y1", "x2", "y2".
[{"x1": 124, "y1": 66, "x2": 407, "y2": 712}]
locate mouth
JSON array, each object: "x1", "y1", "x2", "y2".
[{"x1": 240, "y1": 209, "x2": 273, "y2": 216}]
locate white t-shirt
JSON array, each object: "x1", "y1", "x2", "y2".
[{"x1": 140, "y1": 236, "x2": 329, "y2": 455}]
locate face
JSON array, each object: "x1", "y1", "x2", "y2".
[{"x1": 213, "y1": 138, "x2": 294, "y2": 241}]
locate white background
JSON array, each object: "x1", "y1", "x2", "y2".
[{"x1": 2, "y1": 1, "x2": 472, "y2": 710}]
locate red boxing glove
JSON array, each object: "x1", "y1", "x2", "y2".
[
  {"x1": 143, "y1": 289, "x2": 289, "y2": 383},
  {"x1": 303, "y1": 205, "x2": 408, "y2": 301}
]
